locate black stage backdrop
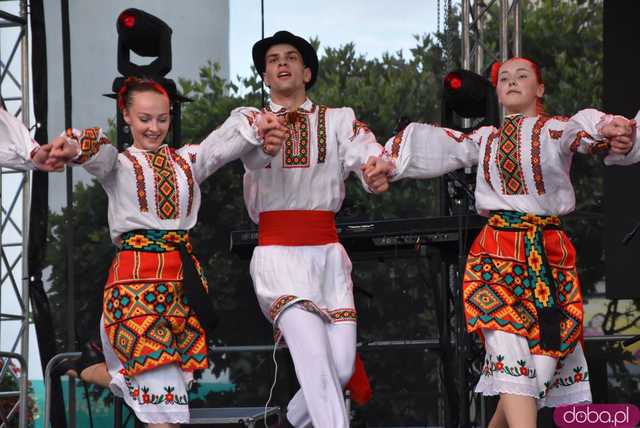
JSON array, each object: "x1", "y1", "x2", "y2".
[
  {"x1": 27, "y1": 0, "x2": 68, "y2": 427},
  {"x1": 603, "y1": 0, "x2": 640, "y2": 299}
]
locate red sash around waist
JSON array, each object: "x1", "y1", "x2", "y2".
[{"x1": 258, "y1": 210, "x2": 338, "y2": 246}]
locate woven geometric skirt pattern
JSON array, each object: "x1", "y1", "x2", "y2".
[
  {"x1": 464, "y1": 223, "x2": 584, "y2": 359},
  {"x1": 102, "y1": 249, "x2": 208, "y2": 376}
]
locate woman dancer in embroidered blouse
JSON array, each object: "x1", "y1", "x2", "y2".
[
  {"x1": 365, "y1": 58, "x2": 638, "y2": 428},
  {"x1": 51, "y1": 77, "x2": 287, "y2": 427}
]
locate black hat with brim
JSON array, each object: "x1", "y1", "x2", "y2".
[{"x1": 252, "y1": 30, "x2": 319, "y2": 89}]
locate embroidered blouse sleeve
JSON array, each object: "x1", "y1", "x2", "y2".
[
  {"x1": 386, "y1": 122, "x2": 483, "y2": 181},
  {"x1": 335, "y1": 107, "x2": 385, "y2": 189},
  {"x1": 558, "y1": 109, "x2": 609, "y2": 156},
  {"x1": 183, "y1": 106, "x2": 264, "y2": 183},
  {"x1": 0, "y1": 108, "x2": 40, "y2": 170},
  {"x1": 558, "y1": 108, "x2": 639, "y2": 165},
  {"x1": 65, "y1": 127, "x2": 118, "y2": 182},
  {"x1": 241, "y1": 133, "x2": 273, "y2": 171}
]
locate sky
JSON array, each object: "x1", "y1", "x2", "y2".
[{"x1": 229, "y1": 0, "x2": 442, "y2": 86}]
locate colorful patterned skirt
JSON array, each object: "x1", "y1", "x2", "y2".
[
  {"x1": 463, "y1": 211, "x2": 591, "y2": 406},
  {"x1": 463, "y1": 211, "x2": 584, "y2": 358},
  {"x1": 101, "y1": 230, "x2": 210, "y2": 422},
  {"x1": 103, "y1": 230, "x2": 209, "y2": 375}
]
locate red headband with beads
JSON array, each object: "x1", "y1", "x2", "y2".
[{"x1": 117, "y1": 76, "x2": 170, "y2": 111}]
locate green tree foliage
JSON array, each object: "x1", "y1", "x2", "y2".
[{"x1": 44, "y1": 0, "x2": 640, "y2": 424}]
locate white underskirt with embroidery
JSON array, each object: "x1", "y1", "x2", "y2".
[
  {"x1": 100, "y1": 317, "x2": 193, "y2": 423},
  {"x1": 475, "y1": 329, "x2": 592, "y2": 409}
]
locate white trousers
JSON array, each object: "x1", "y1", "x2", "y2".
[{"x1": 278, "y1": 305, "x2": 357, "y2": 428}]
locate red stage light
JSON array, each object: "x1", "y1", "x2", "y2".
[
  {"x1": 120, "y1": 13, "x2": 136, "y2": 29},
  {"x1": 444, "y1": 73, "x2": 463, "y2": 91}
]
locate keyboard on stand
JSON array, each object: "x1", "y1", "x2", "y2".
[{"x1": 229, "y1": 214, "x2": 486, "y2": 259}]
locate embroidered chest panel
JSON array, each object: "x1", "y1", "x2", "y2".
[
  {"x1": 145, "y1": 149, "x2": 180, "y2": 219},
  {"x1": 123, "y1": 151, "x2": 149, "y2": 213},
  {"x1": 316, "y1": 105, "x2": 328, "y2": 163},
  {"x1": 496, "y1": 115, "x2": 529, "y2": 195},
  {"x1": 483, "y1": 131, "x2": 499, "y2": 191},
  {"x1": 283, "y1": 112, "x2": 311, "y2": 168},
  {"x1": 123, "y1": 148, "x2": 195, "y2": 219},
  {"x1": 278, "y1": 105, "x2": 328, "y2": 168},
  {"x1": 169, "y1": 149, "x2": 195, "y2": 216},
  {"x1": 530, "y1": 116, "x2": 552, "y2": 195}
]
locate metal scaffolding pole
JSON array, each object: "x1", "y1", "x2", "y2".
[
  {"x1": 461, "y1": 0, "x2": 522, "y2": 123},
  {"x1": 0, "y1": 1, "x2": 30, "y2": 427},
  {"x1": 473, "y1": 0, "x2": 485, "y2": 75},
  {"x1": 460, "y1": 0, "x2": 522, "y2": 72},
  {"x1": 462, "y1": 0, "x2": 471, "y2": 70},
  {"x1": 500, "y1": 0, "x2": 509, "y2": 61},
  {"x1": 512, "y1": 0, "x2": 522, "y2": 57}
]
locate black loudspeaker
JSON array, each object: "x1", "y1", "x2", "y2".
[{"x1": 603, "y1": 0, "x2": 640, "y2": 299}]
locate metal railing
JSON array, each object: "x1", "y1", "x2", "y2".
[{"x1": 0, "y1": 351, "x2": 27, "y2": 428}]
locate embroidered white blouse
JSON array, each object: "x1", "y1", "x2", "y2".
[
  {"x1": 242, "y1": 98, "x2": 384, "y2": 222},
  {"x1": 386, "y1": 109, "x2": 640, "y2": 216},
  {"x1": 66, "y1": 107, "x2": 264, "y2": 243},
  {"x1": 0, "y1": 108, "x2": 40, "y2": 169}
]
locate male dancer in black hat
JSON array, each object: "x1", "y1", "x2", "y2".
[{"x1": 241, "y1": 30, "x2": 392, "y2": 427}]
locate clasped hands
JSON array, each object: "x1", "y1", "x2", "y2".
[
  {"x1": 31, "y1": 141, "x2": 66, "y2": 172},
  {"x1": 361, "y1": 156, "x2": 395, "y2": 193},
  {"x1": 31, "y1": 135, "x2": 81, "y2": 171},
  {"x1": 601, "y1": 116, "x2": 637, "y2": 155}
]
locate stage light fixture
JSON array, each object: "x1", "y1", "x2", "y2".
[
  {"x1": 439, "y1": 69, "x2": 498, "y2": 216},
  {"x1": 116, "y1": 8, "x2": 172, "y2": 78},
  {"x1": 441, "y1": 69, "x2": 499, "y2": 131},
  {"x1": 107, "y1": 8, "x2": 191, "y2": 151},
  {"x1": 444, "y1": 72, "x2": 463, "y2": 91},
  {"x1": 120, "y1": 12, "x2": 136, "y2": 29}
]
